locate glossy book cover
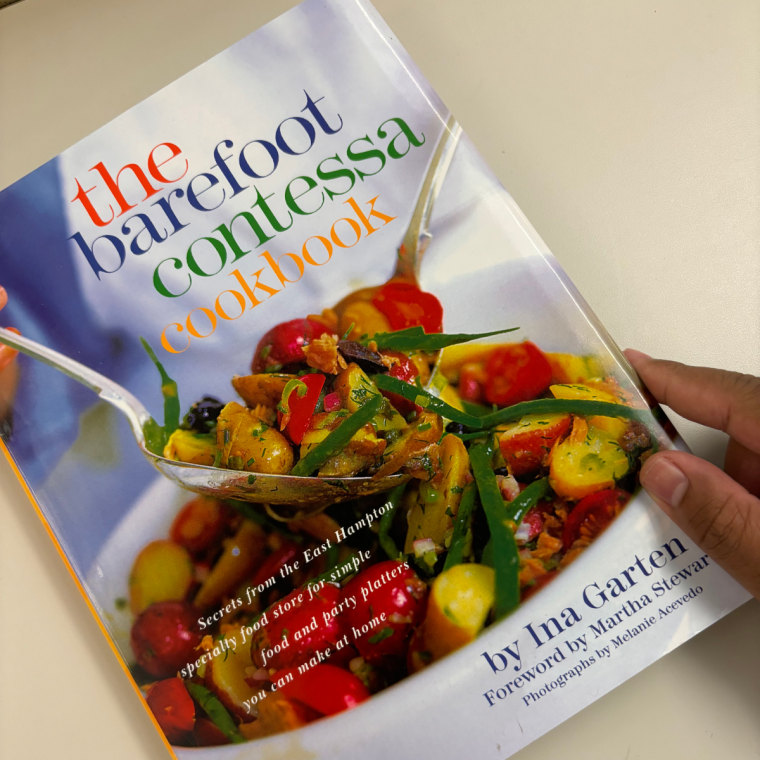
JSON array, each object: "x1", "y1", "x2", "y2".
[{"x1": 0, "y1": 1, "x2": 749, "y2": 757}]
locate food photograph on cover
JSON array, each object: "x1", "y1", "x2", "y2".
[{"x1": 0, "y1": 1, "x2": 757, "y2": 759}]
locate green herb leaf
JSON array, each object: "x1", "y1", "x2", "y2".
[{"x1": 367, "y1": 325, "x2": 519, "y2": 352}]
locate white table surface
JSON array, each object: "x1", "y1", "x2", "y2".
[{"x1": 1, "y1": 1, "x2": 758, "y2": 758}]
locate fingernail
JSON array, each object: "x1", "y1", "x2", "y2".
[
  {"x1": 623, "y1": 348, "x2": 651, "y2": 364},
  {"x1": 641, "y1": 457, "x2": 689, "y2": 508}
]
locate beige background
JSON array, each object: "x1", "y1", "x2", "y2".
[{"x1": 1, "y1": 1, "x2": 758, "y2": 758}]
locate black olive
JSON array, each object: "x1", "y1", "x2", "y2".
[
  {"x1": 181, "y1": 395, "x2": 224, "y2": 433},
  {"x1": 337, "y1": 340, "x2": 388, "y2": 373},
  {"x1": 445, "y1": 421, "x2": 467, "y2": 435}
]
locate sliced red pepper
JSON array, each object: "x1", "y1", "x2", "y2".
[
  {"x1": 371, "y1": 280, "x2": 443, "y2": 334},
  {"x1": 484, "y1": 342, "x2": 552, "y2": 406},
  {"x1": 562, "y1": 487, "x2": 629, "y2": 550},
  {"x1": 273, "y1": 664, "x2": 370, "y2": 716},
  {"x1": 278, "y1": 373, "x2": 326, "y2": 444},
  {"x1": 251, "y1": 317, "x2": 331, "y2": 372}
]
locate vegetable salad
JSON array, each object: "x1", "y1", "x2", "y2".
[{"x1": 128, "y1": 277, "x2": 655, "y2": 746}]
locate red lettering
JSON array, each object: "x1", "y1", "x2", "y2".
[{"x1": 148, "y1": 142, "x2": 189, "y2": 184}]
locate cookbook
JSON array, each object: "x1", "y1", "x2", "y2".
[{"x1": 0, "y1": 1, "x2": 749, "y2": 757}]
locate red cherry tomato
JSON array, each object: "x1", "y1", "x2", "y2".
[
  {"x1": 382, "y1": 351, "x2": 421, "y2": 415},
  {"x1": 249, "y1": 539, "x2": 301, "y2": 590},
  {"x1": 562, "y1": 488, "x2": 629, "y2": 550},
  {"x1": 146, "y1": 678, "x2": 195, "y2": 744},
  {"x1": 273, "y1": 664, "x2": 370, "y2": 716},
  {"x1": 169, "y1": 497, "x2": 228, "y2": 557},
  {"x1": 251, "y1": 584, "x2": 343, "y2": 670},
  {"x1": 484, "y1": 342, "x2": 552, "y2": 406},
  {"x1": 371, "y1": 280, "x2": 443, "y2": 334},
  {"x1": 341, "y1": 561, "x2": 427, "y2": 664},
  {"x1": 278, "y1": 373, "x2": 326, "y2": 444},
  {"x1": 192, "y1": 718, "x2": 230, "y2": 747},
  {"x1": 130, "y1": 601, "x2": 202, "y2": 679},
  {"x1": 251, "y1": 317, "x2": 331, "y2": 372},
  {"x1": 458, "y1": 362, "x2": 486, "y2": 403}
]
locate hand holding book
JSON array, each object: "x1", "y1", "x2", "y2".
[{"x1": 625, "y1": 349, "x2": 760, "y2": 598}]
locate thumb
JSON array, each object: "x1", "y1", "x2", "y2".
[{"x1": 639, "y1": 450, "x2": 760, "y2": 599}]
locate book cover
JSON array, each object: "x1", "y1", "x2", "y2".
[{"x1": 0, "y1": 1, "x2": 750, "y2": 757}]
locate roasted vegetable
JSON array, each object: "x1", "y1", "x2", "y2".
[
  {"x1": 548, "y1": 416, "x2": 630, "y2": 500},
  {"x1": 404, "y1": 433, "x2": 470, "y2": 553},
  {"x1": 420, "y1": 563, "x2": 495, "y2": 661},
  {"x1": 216, "y1": 402, "x2": 294, "y2": 474},
  {"x1": 129, "y1": 539, "x2": 194, "y2": 615}
]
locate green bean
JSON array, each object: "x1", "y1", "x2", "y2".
[
  {"x1": 442, "y1": 482, "x2": 477, "y2": 571},
  {"x1": 140, "y1": 337, "x2": 181, "y2": 453},
  {"x1": 371, "y1": 374, "x2": 481, "y2": 426},
  {"x1": 505, "y1": 477, "x2": 550, "y2": 525},
  {"x1": 368, "y1": 325, "x2": 518, "y2": 352},
  {"x1": 185, "y1": 682, "x2": 244, "y2": 744},
  {"x1": 290, "y1": 393, "x2": 383, "y2": 476},
  {"x1": 469, "y1": 440, "x2": 520, "y2": 619},
  {"x1": 480, "y1": 397, "x2": 651, "y2": 429},
  {"x1": 378, "y1": 482, "x2": 407, "y2": 560}
]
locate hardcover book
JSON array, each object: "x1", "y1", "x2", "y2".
[{"x1": 0, "y1": 1, "x2": 749, "y2": 757}]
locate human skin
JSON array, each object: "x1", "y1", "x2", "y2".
[{"x1": 625, "y1": 349, "x2": 760, "y2": 600}]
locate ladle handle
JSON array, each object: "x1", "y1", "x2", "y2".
[
  {"x1": 395, "y1": 113, "x2": 462, "y2": 281},
  {"x1": 0, "y1": 326, "x2": 151, "y2": 444}
]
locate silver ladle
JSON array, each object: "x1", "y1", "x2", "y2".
[{"x1": 0, "y1": 114, "x2": 462, "y2": 514}]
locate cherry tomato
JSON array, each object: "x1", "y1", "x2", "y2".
[
  {"x1": 562, "y1": 488, "x2": 629, "y2": 550},
  {"x1": 484, "y1": 342, "x2": 552, "y2": 406},
  {"x1": 130, "y1": 601, "x2": 202, "y2": 679},
  {"x1": 169, "y1": 497, "x2": 228, "y2": 557},
  {"x1": 381, "y1": 351, "x2": 421, "y2": 416},
  {"x1": 250, "y1": 583, "x2": 343, "y2": 670},
  {"x1": 458, "y1": 362, "x2": 486, "y2": 403},
  {"x1": 249, "y1": 539, "x2": 301, "y2": 590},
  {"x1": 251, "y1": 317, "x2": 331, "y2": 372},
  {"x1": 278, "y1": 373, "x2": 325, "y2": 444},
  {"x1": 146, "y1": 678, "x2": 195, "y2": 744},
  {"x1": 192, "y1": 718, "x2": 230, "y2": 747},
  {"x1": 273, "y1": 664, "x2": 370, "y2": 716},
  {"x1": 342, "y1": 561, "x2": 427, "y2": 664},
  {"x1": 371, "y1": 280, "x2": 443, "y2": 334},
  {"x1": 498, "y1": 413, "x2": 572, "y2": 478}
]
